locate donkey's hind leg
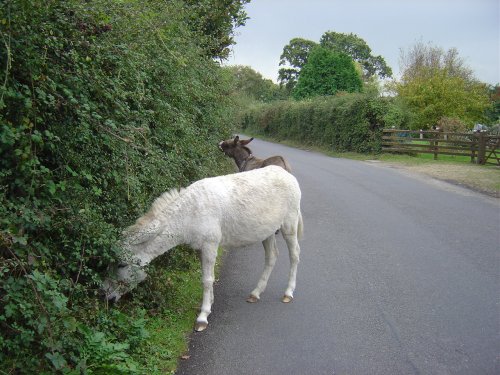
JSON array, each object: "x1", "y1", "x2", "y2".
[
  {"x1": 281, "y1": 231, "x2": 300, "y2": 303},
  {"x1": 247, "y1": 235, "x2": 279, "y2": 303}
]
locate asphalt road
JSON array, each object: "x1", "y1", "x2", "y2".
[{"x1": 176, "y1": 137, "x2": 499, "y2": 375}]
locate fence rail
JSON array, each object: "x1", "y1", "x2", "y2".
[{"x1": 382, "y1": 129, "x2": 500, "y2": 165}]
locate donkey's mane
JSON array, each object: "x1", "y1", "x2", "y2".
[
  {"x1": 150, "y1": 189, "x2": 184, "y2": 216},
  {"x1": 125, "y1": 188, "x2": 184, "y2": 236},
  {"x1": 241, "y1": 145, "x2": 252, "y2": 156}
]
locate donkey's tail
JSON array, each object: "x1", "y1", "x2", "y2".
[{"x1": 297, "y1": 210, "x2": 304, "y2": 240}]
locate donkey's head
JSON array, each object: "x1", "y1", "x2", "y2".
[
  {"x1": 218, "y1": 136, "x2": 253, "y2": 157},
  {"x1": 101, "y1": 235, "x2": 150, "y2": 302},
  {"x1": 101, "y1": 259, "x2": 147, "y2": 302}
]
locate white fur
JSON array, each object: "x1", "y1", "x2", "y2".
[{"x1": 102, "y1": 165, "x2": 303, "y2": 331}]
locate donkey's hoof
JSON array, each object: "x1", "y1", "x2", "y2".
[
  {"x1": 246, "y1": 295, "x2": 260, "y2": 303},
  {"x1": 194, "y1": 322, "x2": 208, "y2": 332},
  {"x1": 281, "y1": 295, "x2": 293, "y2": 303}
]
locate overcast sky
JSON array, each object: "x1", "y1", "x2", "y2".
[{"x1": 226, "y1": 0, "x2": 499, "y2": 85}]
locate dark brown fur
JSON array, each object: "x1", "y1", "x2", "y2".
[{"x1": 218, "y1": 136, "x2": 292, "y2": 173}]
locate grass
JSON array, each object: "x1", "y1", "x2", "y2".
[
  {"x1": 134, "y1": 267, "x2": 202, "y2": 374},
  {"x1": 125, "y1": 246, "x2": 225, "y2": 374}
]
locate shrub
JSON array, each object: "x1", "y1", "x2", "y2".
[
  {"x1": 240, "y1": 93, "x2": 398, "y2": 153},
  {"x1": 1, "y1": 0, "x2": 236, "y2": 372},
  {"x1": 436, "y1": 117, "x2": 468, "y2": 133}
]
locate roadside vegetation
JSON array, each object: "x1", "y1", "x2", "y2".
[
  {"x1": 229, "y1": 34, "x2": 498, "y2": 146},
  {"x1": 1, "y1": 0, "x2": 244, "y2": 373}
]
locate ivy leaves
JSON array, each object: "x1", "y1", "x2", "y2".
[{"x1": 1, "y1": 0, "x2": 236, "y2": 372}]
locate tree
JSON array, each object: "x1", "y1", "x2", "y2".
[
  {"x1": 278, "y1": 38, "x2": 318, "y2": 92},
  {"x1": 278, "y1": 31, "x2": 392, "y2": 91},
  {"x1": 292, "y1": 47, "x2": 362, "y2": 99},
  {"x1": 320, "y1": 31, "x2": 392, "y2": 79},
  {"x1": 395, "y1": 42, "x2": 491, "y2": 129},
  {"x1": 226, "y1": 65, "x2": 286, "y2": 101},
  {"x1": 183, "y1": 0, "x2": 250, "y2": 59},
  {"x1": 485, "y1": 85, "x2": 500, "y2": 124},
  {"x1": 398, "y1": 42, "x2": 476, "y2": 83}
]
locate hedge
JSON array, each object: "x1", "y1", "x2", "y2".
[
  {"x1": 240, "y1": 93, "x2": 405, "y2": 153},
  {"x1": 0, "y1": 0, "x2": 235, "y2": 372}
]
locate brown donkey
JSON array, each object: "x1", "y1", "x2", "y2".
[{"x1": 218, "y1": 136, "x2": 291, "y2": 173}]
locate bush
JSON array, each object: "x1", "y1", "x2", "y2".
[
  {"x1": 1, "y1": 0, "x2": 236, "y2": 372},
  {"x1": 239, "y1": 93, "x2": 402, "y2": 153},
  {"x1": 292, "y1": 47, "x2": 362, "y2": 99},
  {"x1": 436, "y1": 117, "x2": 468, "y2": 133}
]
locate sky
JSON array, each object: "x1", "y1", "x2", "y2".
[{"x1": 226, "y1": 0, "x2": 499, "y2": 85}]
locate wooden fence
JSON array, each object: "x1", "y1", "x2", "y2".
[{"x1": 382, "y1": 129, "x2": 500, "y2": 165}]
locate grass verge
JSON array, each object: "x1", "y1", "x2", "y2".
[
  {"x1": 115, "y1": 246, "x2": 225, "y2": 374},
  {"x1": 133, "y1": 265, "x2": 202, "y2": 374}
]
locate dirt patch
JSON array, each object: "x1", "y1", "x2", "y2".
[{"x1": 382, "y1": 162, "x2": 500, "y2": 198}]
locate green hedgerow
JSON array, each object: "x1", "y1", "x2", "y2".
[
  {"x1": 239, "y1": 93, "x2": 407, "y2": 153},
  {"x1": 1, "y1": 0, "x2": 238, "y2": 372}
]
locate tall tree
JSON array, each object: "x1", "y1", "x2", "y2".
[
  {"x1": 395, "y1": 42, "x2": 491, "y2": 129},
  {"x1": 278, "y1": 38, "x2": 318, "y2": 91},
  {"x1": 398, "y1": 41, "x2": 474, "y2": 82},
  {"x1": 320, "y1": 31, "x2": 392, "y2": 79},
  {"x1": 278, "y1": 31, "x2": 392, "y2": 91},
  {"x1": 293, "y1": 47, "x2": 362, "y2": 99}
]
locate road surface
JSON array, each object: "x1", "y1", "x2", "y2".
[{"x1": 176, "y1": 137, "x2": 499, "y2": 375}]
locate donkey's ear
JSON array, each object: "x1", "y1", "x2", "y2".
[
  {"x1": 233, "y1": 135, "x2": 240, "y2": 145},
  {"x1": 239, "y1": 137, "x2": 254, "y2": 145}
]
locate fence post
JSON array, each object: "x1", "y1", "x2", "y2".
[
  {"x1": 433, "y1": 132, "x2": 439, "y2": 160},
  {"x1": 477, "y1": 132, "x2": 486, "y2": 165},
  {"x1": 470, "y1": 137, "x2": 476, "y2": 163}
]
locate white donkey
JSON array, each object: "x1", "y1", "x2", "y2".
[{"x1": 102, "y1": 166, "x2": 303, "y2": 332}]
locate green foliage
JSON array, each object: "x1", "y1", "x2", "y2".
[
  {"x1": 320, "y1": 31, "x2": 392, "y2": 79},
  {"x1": 224, "y1": 65, "x2": 288, "y2": 129},
  {"x1": 395, "y1": 67, "x2": 491, "y2": 129},
  {"x1": 129, "y1": 247, "x2": 204, "y2": 373},
  {"x1": 0, "y1": 0, "x2": 239, "y2": 372},
  {"x1": 183, "y1": 0, "x2": 250, "y2": 59},
  {"x1": 239, "y1": 93, "x2": 399, "y2": 153},
  {"x1": 485, "y1": 85, "x2": 500, "y2": 124},
  {"x1": 278, "y1": 31, "x2": 392, "y2": 91},
  {"x1": 225, "y1": 65, "x2": 287, "y2": 102},
  {"x1": 292, "y1": 47, "x2": 363, "y2": 100},
  {"x1": 278, "y1": 38, "x2": 318, "y2": 92},
  {"x1": 394, "y1": 42, "x2": 492, "y2": 129}
]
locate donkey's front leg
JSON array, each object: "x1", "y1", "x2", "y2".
[{"x1": 195, "y1": 244, "x2": 217, "y2": 332}]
